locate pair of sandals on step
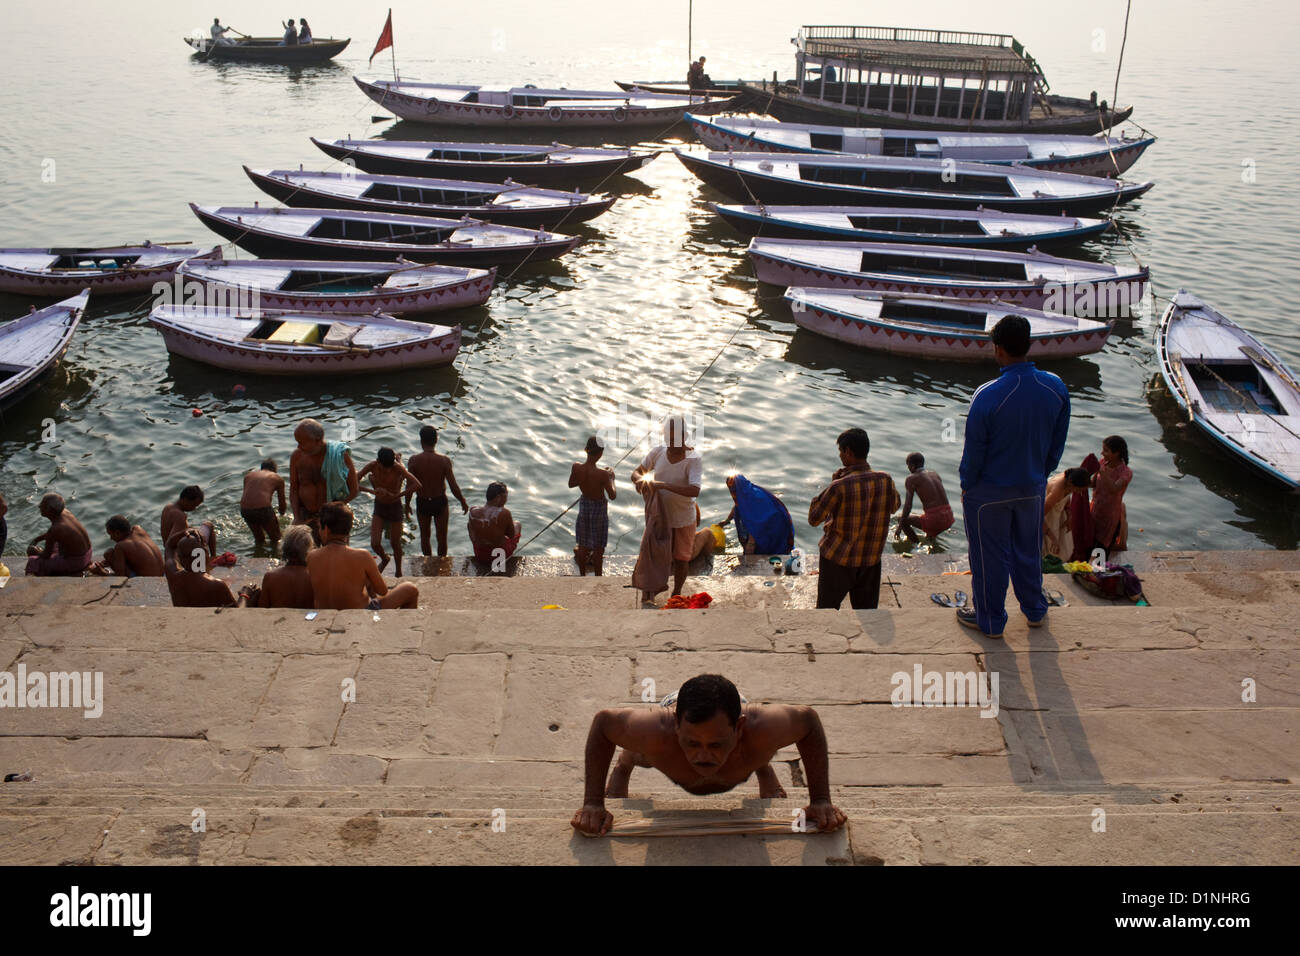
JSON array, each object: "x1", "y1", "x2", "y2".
[{"x1": 930, "y1": 588, "x2": 1067, "y2": 608}]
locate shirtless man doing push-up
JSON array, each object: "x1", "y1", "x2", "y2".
[{"x1": 572, "y1": 673, "x2": 847, "y2": 836}]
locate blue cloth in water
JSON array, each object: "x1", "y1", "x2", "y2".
[
  {"x1": 731, "y1": 474, "x2": 794, "y2": 554},
  {"x1": 324, "y1": 441, "x2": 351, "y2": 502}
]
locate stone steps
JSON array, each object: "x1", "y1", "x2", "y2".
[
  {"x1": 2, "y1": 552, "x2": 1297, "y2": 864},
  {"x1": 2, "y1": 783, "x2": 1294, "y2": 865}
]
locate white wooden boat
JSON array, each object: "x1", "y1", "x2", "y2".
[
  {"x1": 713, "y1": 204, "x2": 1110, "y2": 248},
  {"x1": 749, "y1": 238, "x2": 1147, "y2": 313},
  {"x1": 0, "y1": 291, "x2": 88, "y2": 408},
  {"x1": 355, "y1": 77, "x2": 738, "y2": 127},
  {"x1": 244, "y1": 167, "x2": 614, "y2": 229},
  {"x1": 189, "y1": 204, "x2": 582, "y2": 267},
  {"x1": 174, "y1": 256, "x2": 495, "y2": 317},
  {"x1": 784, "y1": 289, "x2": 1111, "y2": 361},
  {"x1": 688, "y1": 114, "x2": 1155, "y2": 178},
  {"x1": 313, "y1": 138, "x2": 659, "y2": 188},
  {"x1": 675, "y1": 149, "x2": 1153, "y2": 213},
  {"x1": 0, "y1": 245, "x2": 219, "y2": 297},
  {"x1": 1156, "y1": 291, "x2": 1300, "y2": 490},
  {"x1": 149, "y1": 305, "x2": 460, "y2": 376}
]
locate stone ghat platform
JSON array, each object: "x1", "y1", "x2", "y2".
[{"x1": 0, "y1": 550, "x2": 1297, "y2": 865}]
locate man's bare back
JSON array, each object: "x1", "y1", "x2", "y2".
[
  {"x1": 241, "y1": 469, "x2": 286, "y2": 510},
  {"x1": 906, "y1": 469, "x2": 949, "y2": 511},
  {"x1": 570, "y1": 460, "x2": 615, "y2": 501},
  {"x1": 160, "y1": 503, "x2": 191, "y2": 545},
  {"x1": 45, "y1": 512, "x2": 92, "y2": 558},
  {"x1": 164, "y1": 532, "x2": 236, "y2": 608},
  {"x1": 408, "y1": 451, "x2": 453, "y2": 500},
  {"x1": 110, "y1": 526, "x2": 164, "y2": 576},
  {"x1": 256, "y1": 564, "x2": 315, "y2": 608},
  {"x1": 307, "y1": 540, "x2": 387, "y2": 610}
]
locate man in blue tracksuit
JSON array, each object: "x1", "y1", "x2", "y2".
[{"x1": 958, "y1": 316, "x2": 1070, "y2": 638}]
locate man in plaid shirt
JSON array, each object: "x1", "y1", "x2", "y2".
[{"x1": 809, "y1": 428, "x2": 900, "y2": 609}]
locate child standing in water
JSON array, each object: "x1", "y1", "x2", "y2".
[
  {"x1": 1091, "y1": 435, "x2": 1132, "y2": 556},
  {"x1": 358, "y1": 447, "x2": 421, "y2": 576}
]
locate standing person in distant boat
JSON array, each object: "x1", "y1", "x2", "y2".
[
  {"x1": 210, "y1": 18, "x2": 235, "y2": 46},
  {"x1": 894, "y1": 452, "x2": 954, "y2": 543},
  {"x1": 297, "y1": 18, "x2": 312, "y2": 44},
  {"x1": 281, "y1": 18, "x2": 298, "y2": 45}
]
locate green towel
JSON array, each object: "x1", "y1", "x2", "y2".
[{"x1": 324, "y1": 440, "x2": 350, "y2": 502}]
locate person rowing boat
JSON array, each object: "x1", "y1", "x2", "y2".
[{"x1": 210, "y1": 18, "x2": 235, "y2": 46}]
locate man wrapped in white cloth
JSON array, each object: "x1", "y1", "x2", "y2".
[{"x1": 631, "y1": 413, "x2": 703, "y2": 602}]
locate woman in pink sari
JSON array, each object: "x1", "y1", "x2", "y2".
[{"x1": 1091, "y1": 436, "x2": 1132, "y2": 555}]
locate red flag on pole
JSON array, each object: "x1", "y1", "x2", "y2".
[{"x1": 370, "y1": 9, "x2": 393, "y2": 65}]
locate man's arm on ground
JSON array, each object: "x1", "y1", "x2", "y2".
[
  {"x1": 275, "y1": 476, "x2": 287, "y2": 513},
  {"x1": 605, "y1": 467, "x2": 616, "y2": 500},
  {"x1": 899, "y1": 480, "x2": 915, "y2": 520},
  {"x1": 567, "y1": 463, "x2": 580, "y2": 489},
  {"x1": 573, "y1": 708, "x2": 656, "y2": 835},
  {"x1": 787, "y1": 705, "x2": 847, "y2": 832}
]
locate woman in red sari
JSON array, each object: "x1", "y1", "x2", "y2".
[{"x1": 1091, "y1": 436, "x2": 1132, "y2": 555}]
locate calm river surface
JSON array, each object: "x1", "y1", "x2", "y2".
[{"x1": 2, "y1": 0, "x2": 1298, "y2": 558}]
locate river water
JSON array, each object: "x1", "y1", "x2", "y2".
[{"x1": 2, "y1": 0, "x2": 1298, "y2": 560}]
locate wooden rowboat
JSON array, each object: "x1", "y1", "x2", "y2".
[
  {"x1": 0, "y1": 244, "x2": 219, "y2": 297},
  {"x1": 189, "y1": 205, "x2": 582, "y2": 267},
  {"x1": 184, "y1": 36, "x2": 350, "y2": 63},
  {"x1": 783, "y1": 289, "x2": 1112, "y2": 361},
  {"x1": 712, "y1": 204, "x2": 1111, "y2": 248},
  {"x1": 615, "y1": 80, "x2": 745, "y2": 97},
  {"x1": 174, "y1": 257, "x2": 496, "y2": 317},
  {"x1": 355, "y1": 77, "x2": 738, "y2": 127},
  {"x1": 687, "y1": 113, "x2": 1155, "y2": 178},
  {"x1": 244, "y1": 167, "x2": 614, "y2": 229},
  {"x1": 1156, "y1": 291, "x2": 1300, "y2": 490},
  {"x1": 149, "y1": 305, "x2": 460, "y2": 376},
  {"x1": 312, "y1": 138, "x2": 659, "y2": 189},
  {"x1": 675, "y1": 149, "x2": 1153, "y2": 213},
  {"x1": 748, "y1": 238, "x2": 1147, "y2": 314},
  {"x1": 0, "y1": 291, "x2": 88, "y2": 409}
]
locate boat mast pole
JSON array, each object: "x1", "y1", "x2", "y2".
[
  {"x1": 391, "y1": 30, "x2": 398, "y2": 81},
  {"x1": 688, "y1": 0, "x2": 692, "y2": 65}
]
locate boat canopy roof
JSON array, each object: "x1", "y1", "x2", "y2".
[{"x1": 796, "y1": 26, "x2": 1044, "y2": 79}]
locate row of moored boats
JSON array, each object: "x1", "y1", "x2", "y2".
[{"x1": 3, "y1": 103, "x2": 1297, "y2": 490}]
